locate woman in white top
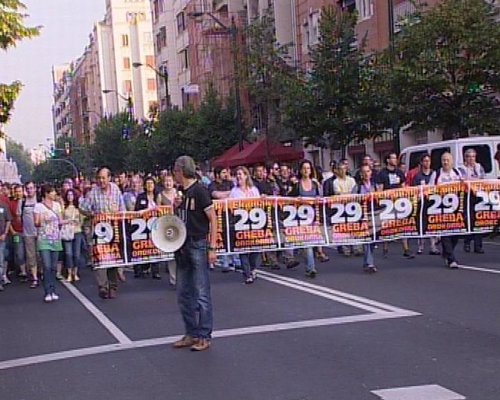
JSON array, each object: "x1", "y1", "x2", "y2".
[
  {"x1": 62, "y1": 189, "x2": 84, "y2": 283},
  {"x1": 229, "y1": 166, "x2": 260, "y2": 284}
]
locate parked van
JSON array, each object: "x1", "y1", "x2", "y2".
[{"x1": 399, "y1": 137, "x2": 500, "y2": 179}]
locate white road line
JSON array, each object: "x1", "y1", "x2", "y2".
[
  {"x1": 0, "y1": 311, "x2": 415, "y2": 371},
  {"x1": 372, "y1": 384, "x2": 466, "y2": 400},
  {"x1": 61, "y1": 281, "x2": 132, "y2": 344},
  {"x1": 258, "y1": 270, "x2": 418, "y2": 314},
  {"x1": 458, "y1": 264, "x2": 500, "y2": 274},
  {"x1": 483, "y1": 241, "x2": 500, "y2": 246}
]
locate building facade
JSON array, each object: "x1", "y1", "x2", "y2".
[{"x1": 51, "y1": 64, "x2": 73, "y2": 141}]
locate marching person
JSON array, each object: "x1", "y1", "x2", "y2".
[
  {"x1": 172, "y1": 156, "x2": 217, "y2": 352},
  {"x1": 0, "y1": 196, "x2": 12, "y2": 292},
  {"x1": 135, "y1": 176, "x2": 161, "y2": 279},
  {"x1": 229, "y1": 166, "x2": 261, "y2": 284},
  {"x1": 80, "y1": 167, "x2": 125, "y2": 299},
  {"x1": 429, "y1": 152, "x2": 463, "y2": 268},
  {"x1": 9, "y1": 184, "x2": 27, "y2": 281},
  {"x1": 411, "y1": 154, "x2": 440, "y2": 255},
  {"x1": 62, "y1": 189, "x2": 84, "y2": 283},
  {"x1": 459, "y1": 148, "x2": 486, "y2": 254},
  {"x1": 22, "y1": 181, "x2": 40, "y2": 288},
  {"x1": 34, "y1": 184, "x2": 64, "y2": 302},
  {"x1": 289, "y1": 160, "x2": 321, "y2": 278}
]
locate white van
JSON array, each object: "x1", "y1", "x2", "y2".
[{"x1": 399, "y1": 137, "x2": 500, "y2": 179}]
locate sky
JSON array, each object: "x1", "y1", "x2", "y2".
[{"x1": 0, "y1": 0, "x2": 105, "y2": 151}]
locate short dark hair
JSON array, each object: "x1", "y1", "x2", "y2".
[
  {"x1": 213, "y1": 166, "x2": 225, "y2": 177},
  {"x1": 41, "y1": 183, "x2": 55, "y2": 199},
  {"x1": 420, "y1": 154, "x2": 431, "y2": 164},
  {"x1": 385, "y1": 152, "x2": 398, "y2": 164}
]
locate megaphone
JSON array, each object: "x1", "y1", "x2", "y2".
[{"x1": 151, "y1": 215, "x2": 187, "y2": 253}]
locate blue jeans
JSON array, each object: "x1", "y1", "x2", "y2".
[
  {"x1": 174, "y1": 238, "x2": 213, "y2": 340},
  {"x1": 40, "y1": 250, "x2": 59, "y2": 295},
  {"x1": 11, "y1": 234, "x2": 25, "y2": 268},
  {"x1": 305, "y1": 248, "x2": 315, "y2": 272},
  {"x1": 240, "y1": 252, "x2": 261, "y2": 278},
  {"x1": 363, "y1": 244, "x2": 375, "y2": 266},
  {"x1": 63, "y1": 232, "x2": 85, "y2": 269},
  {"x1": 0, "y1": 241, "x2": 6, "y2": 279}
]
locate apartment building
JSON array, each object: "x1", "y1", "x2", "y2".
[
  {"x1": 51, "y1": 64, "x2": 73, "y2": 141},
  {"x1": 54, "y1": 0, "x2": 158, "y2": 145}
]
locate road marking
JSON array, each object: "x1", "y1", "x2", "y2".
[
  {"x1": 257, "y1": 270, "x2": 416, "y2": 314},
  {"x1": 372, "y1": 384, "x2": 466, "y2": 399},
  {"x1": 61, "y1": 281, "x2": 132, "y2": 344},
  {"x1": 458, "y1": 264, "x2": 500, "y2": 274},
  {"x1": 483, "y1": 241, "x2": 500, "y2": 246},
  {"x1": 0, "y1": 311, "x2": 415, "y2": 371}
]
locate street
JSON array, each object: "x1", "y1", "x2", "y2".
[{"x1": 1, "y1": 239, "x2": 500, "y2": 400}]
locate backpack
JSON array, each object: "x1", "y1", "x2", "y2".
[{"x1": 434, "y1": 168, "x2": 461, "y2": 183}]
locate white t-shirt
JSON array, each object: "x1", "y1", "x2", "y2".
[
  {"x1": 34, "y1": 202, "x2": 62, "y2": 242},
  {"x1": 429, "y1": 168, "x2": 462, "y2": 185}
]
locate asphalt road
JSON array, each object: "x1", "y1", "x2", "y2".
[{"x1": 1, "y1": 237, "x2": 500, "y2": 400}]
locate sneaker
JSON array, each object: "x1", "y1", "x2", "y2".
[
  {"x1": 0, "y1": 283, "x2": 4, "y2": 291},
  {"x1": 44, "y1": 294, "x2": 53, "y2": 303},
  {"x1": 417, "y1": 248, "x2": 423, "y2": 255},
  {"x1": 429, "y1": 249, "x2": 441, "y2": 255},
  {"x1": 19, "y1": 273, "x2": 28, "y2": 282},
  {"x1": 244, "y1": 277, "x2": 254, "y2": 284},
  {"x1": 270, "y1": 264, "x2": 280, "y2": 270},
  {"x1": 251, "y1": 270, "x2": 257, "y2": 280},
  {"x1": 30, "y1": 280, "x2": 39, "y2": 289},
  {"x1": 3, "y1": 276, "x2": 11, "y2": 284},
  {"x1": 448, "y1": 261, "x2": 459, "y2": 269},
  {"x1": 173, "y1": 335, "x2": 199, "y2": 349},
  {"x1": 305, "y1": 269, "x2": 317, "y2": 278},
  {"x1": 403, "y1": 250, "x2": 415, "y2": 259},
  {"x1": 286, "y1": 260, "x2": 299, "y2": 269},
  {"x1": 56, "y1": 273, "x2": 64, "y2": 280},
  {"x1": 191, "y1": 338, "x2": 211, "y2": 352},
  {"x1": 51, "y1": 293, "x2": 59, "y2": 301},
  {"x1": 363, "y1": 265, "x2": 378, "y2": 274}
]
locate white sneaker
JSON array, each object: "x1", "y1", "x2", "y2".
[
  {"x1": 448, "y1": 261, "x2": 458, "y2": 269},
  {"x1": 51, "y1": 293, "x2": 59, "y2": 301},
  {"x1": 44, "y1": 294, "x2": 53, "y2": 303}
]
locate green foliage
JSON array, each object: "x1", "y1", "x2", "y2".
[
  {"x1": 0, "y1": 0, "x2": 41, "y2": 124},
  {"x1": 6, "y1": 137, "x2": 32, "y2": 181},
  {"x1": 381, "y1": 0, "x2": 500, "y2": 138}
]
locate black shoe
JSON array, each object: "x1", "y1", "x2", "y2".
[
  {"x1": 474, "y1": 248, "x2": 484, "y2": 254},
  {"x1": 286, "y1": 260, "x2": 299, "y2": 269},
  {"x1": 464, "y1": 243, "x2": 471, "y2": 253},
  {"x1": 152, "y1": 273, "x2": 162, "y2": 280},
  {"x1": 271, "y1": 264, "x2": 280, "y2": 270},
  {"x1": 403, "y1": 250, "x2": 415, "y2": 259}
]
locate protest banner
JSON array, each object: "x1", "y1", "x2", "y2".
[
  {"x1": 372, "y1": 187, "x2": 420, "y2": 240},
  {"x1": 226, "y1": 197, "x2": 279, "y2": 253},
  {"x1": 276, "y1": 197, "x2": 326, "y2": 248},
  {"x1": 421, "y1": 182, "x2": 467, "y2": 236},
  {"x1": 324, "y1": 194, "x2": 374, "y2": 245},
  {"x1": 467, "y1": 180, "x2": 500, "y2": 233},
  {"x1": 92, "y1": 212, "x2": 127, "y2": 267}
]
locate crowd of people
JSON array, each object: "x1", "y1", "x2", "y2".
[{"x1": 0, "y1": 149, "x2": 490, "y2": 300}]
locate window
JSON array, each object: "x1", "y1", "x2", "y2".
[
  {"x1": 179, "y1": 49, "x2": 188, "y2": 70},
  {"x1": 147, "y1": 79, "x2": 156, "y2": 91},
  {"x1": 156, "y1": 26, "x2": 166, "y2": 51},
  {"x1": 123, "y1": 80, "x2": 132, "y2": 93},
  {"x1": 430, "y1": 147, "x2": 451, "y2": 170},
  {"x1": 122, "y1": 34, "x2": 129, "y2": 47},
  {"x1": 462, "y1": 145, "x2": 493, "y2": 173},
  {"x1": 146, "y1": 55, "x2": 155, "y2": 68},
  {"x1": 408, "y1": 150, "x2": 429, "y2": 170},
  {"x1": 356, "y1": 0, "x2": 374, "y2": 20},
  {"x1": 123, "y1": 57, "x2": 131, "y2": 69},
  {"x1": 143, "y1": 31, "x2": 153, "y2": 45},
  {"x1": 176, "y1": 12, "x2": 185, "y2": 34}
]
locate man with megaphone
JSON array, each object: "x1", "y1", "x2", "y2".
[{"x1": 171, "y1": 155, "x2": 218, "y2": 352}]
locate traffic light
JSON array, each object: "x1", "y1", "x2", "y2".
[{"x1": 64, "y1": 141, "x2": 71, "y2": 155}]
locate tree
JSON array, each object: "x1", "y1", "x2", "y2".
[
  {"x1": 383, "y1": 0, "x2": 500, "y2": 139},
  {"x1": 6, "y1": 137, "x2": 32, "y2": 181},
  {"x1": 245, "y1": 11, "x2": 298, "y2": 142},
  {"x1": 0, "y1": 1, "x2": 41, "y2": 125}
]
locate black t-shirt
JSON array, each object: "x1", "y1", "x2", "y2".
[
  {"x1": 276, "y1": 178, "x2": 293, "y2": 196},
  {"x1": 322, "y1": 176, "x2": 336, "y2": 197},
  {"x1": 208, "y1": 180, "x2": 232, "y2": 198},
  {"x1": 411, "y1": 170, "x2": 433, "y2": 186},
  {"x1": 375, "y1": 168, "x2": 406, "y2": 190},
  {"x1": 178, "y1": 181, "x2": 213, "y2": 238},
  {"x1": 254, "y1": 178, "x2": 275, "y2": 195}
]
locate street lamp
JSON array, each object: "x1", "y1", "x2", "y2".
[
  {"x1": 102, "y1": 89, "x2": 134, "y2": 120},
  {"x1": 188, "y1": 11, "x2": 244, "y2": 151},
  {"x1": 133, "y1": 62, "x2": 170, "y2": 110}
]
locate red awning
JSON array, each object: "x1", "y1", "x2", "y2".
[{"x1": 212, "y1": 138, "x2": 304, "y2": 168}]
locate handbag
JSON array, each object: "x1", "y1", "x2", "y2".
[{"x1": 60, "y1": 223, "x2": 75, "y2": 241}]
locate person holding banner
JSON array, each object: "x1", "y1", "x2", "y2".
[
  {"x1": 376, "y1": 152, "x2": 415, "y2": 259},
  {"x1": 289, "y1": 160, "x2": 321, "y2": 278},
  {"x1": 135, "y1": 176, "x2": 161, "y2": 279},
  {"x1": 355, "y1": 165, "x2": 378, "y2": 273},
  {"x1": 411, "y1": 154, "x2": 441, "y2": 256},
  {"x1": 429, "y1": 152, "x2": 463, "y2": 268},
  {"x1": 459, "y1": 149, "x2": 486, "y2": 254},
  {"x1": 81, "y1": 167, "x2": 125, "y2": 299},
  {"x1": 229, "y1": 166, "x2": 261, "y2": 284},
  {"x1": 172, "y1": 156, "x2": 217, "y2": 352}
]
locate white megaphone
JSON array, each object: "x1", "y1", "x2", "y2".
[{"x1": 151, "y1": 215, "x2": 187, "y2": 253}]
